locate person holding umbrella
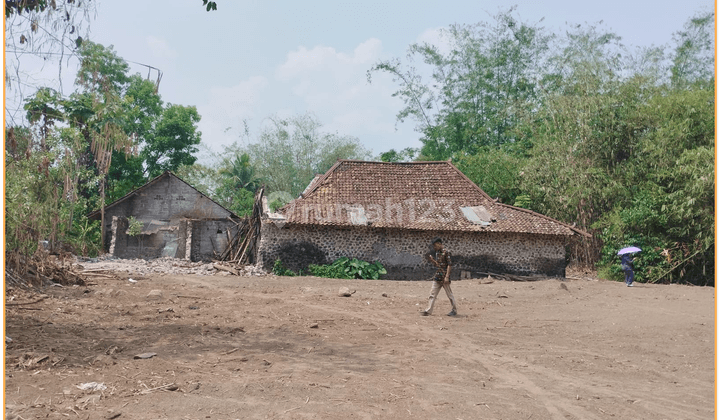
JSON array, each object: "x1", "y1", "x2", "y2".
[{"x1": 618, "y1": 246, "x2": 641, "y2": 287}]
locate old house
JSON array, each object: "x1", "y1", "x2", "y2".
[
  {"x1": 89, "y1": 171, "x2": 239, "y2": 261},
  {"x1": 258, "y1": 160, "x2": 589, "y2": 279}
]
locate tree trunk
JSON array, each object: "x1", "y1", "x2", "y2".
[{"x1": 100, "y1": 178, "x2": 105, "y2": 253}]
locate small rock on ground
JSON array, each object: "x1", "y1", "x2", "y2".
[{"x1": 146, "y1": 290, "x2": 163, "y2": 300}]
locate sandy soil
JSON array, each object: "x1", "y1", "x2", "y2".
[{"x1": 4, "y1": 268, "x2": 715, "y2": 420}]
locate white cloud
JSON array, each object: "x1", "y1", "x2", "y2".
[
  {"x1": 275, "y1": 38, "x2": 382, "y2": 82},
  {"x1": 196, "y1": 76, "x2": 268, "y2": 150},
  {"x1": 197, "y1": 37, "x2": 424, "y2": 159},
  {"x1": 146, "y1": 36, "x2": 178, "y2": 60},
  {"x1": 272, "y1": 38, "x2": 409, "y2": 152}
]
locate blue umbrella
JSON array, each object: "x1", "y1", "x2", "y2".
[{"x1": 617, "y1": 246, "x2": 641, "y2": 255}]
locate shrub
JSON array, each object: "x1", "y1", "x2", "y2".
[
  {"x1": 309, "y1": 257, "x2": 387, "y2": 280},
  {"x1": 272, "y1": 259, "x2": 296, "y2": 276}
]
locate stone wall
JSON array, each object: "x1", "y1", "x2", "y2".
[{"x1": 258, "y1": 221, "x2": 567, "y2": 279}]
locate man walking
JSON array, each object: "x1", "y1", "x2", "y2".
[{"x1": 420, "y1": 238, "x2": 457, "y2": 316}]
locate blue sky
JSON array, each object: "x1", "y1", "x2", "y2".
[{"x1": 5, "y1": 0, "x2": 714, "y2": 160}]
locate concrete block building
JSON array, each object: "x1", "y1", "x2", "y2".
[{"x1": 89, "y1": 172, "x2": 239, "y2": 261}]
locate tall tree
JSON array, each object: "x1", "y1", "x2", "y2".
[
  {"x1": 368, "y1": 7, "x2": 552, "y2": 160},
  {"x1": 669, "y1": 10, "x2": 714, "y2": 87},
  {"x1": 142, "y1": 104, "x2": 202, "y2": 178},
  {"x1": 518, "y1": 16, "x2": 714, "y2": 283},
  {"x1": 244, "y1": 113, "x2": 370, "y2": 197},
  {"x1": 219, "y1": 153, "x2": 261, "y2": 193},
  {"x1": 75, "y1": 41, "x2": 134, "y2": 250}
]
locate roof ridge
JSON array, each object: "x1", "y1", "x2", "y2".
[
  {"x1": 301, "y1": 159, "x2": 484, "y2": 199},
  {"x1": 302, "y1": 160, "x2": 344, "y2": 197},
  {"x1": 336, "y1": 159, "x2": 454, "y2": 164},
  {"x1": 444, "y1": 161, "x2": 494, "y2": 201}
]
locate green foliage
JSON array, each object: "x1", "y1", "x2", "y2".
[
  {"x1": 594, "y1": 219, "x2": 672, "y2": 283},
  {"x1": 76, "y1": 42, "x2": 130, "y2": 95},
  {"x1": 142, "y1": 104, "x2": 202, "y2": 178},
  {"x1": 268, "y1": 196, "x2": 291, "y2": 213},
  {"x1": 5, "y1": 125, "x2": 100, "y2": 257},
  {"x1": 6, "y1": 0, "x2": 51, "y2": 16},
  {"x1": 68, "y1": 218, "x2": 102, "y2": 257},
  {"x1": 202, "y1": 0, "x2": 217, "y2": 11},
  {"x1": 374, "y1": 10, "x2": 714, "y2": 284},
  {"x1": 174, "y1": 163, "x2": 221, "y2": 197},
  {"x1": 272, "y1": 259, "x2": 296, "y2": 277},
  {"x1": 513, "y1": 194, "x2": 532, "y2": 209},
  {"x1": 242, "y1": 113, "x2": 370, "y2": 198},
  {"x1": 454, "y1": 145, "x2": 524, "y2": 204},
  {"x1": 670, "y1": 10, "x2": 714, "y2": 87},
  {"x1": 309, "y1": 257, "x2": 388, "y2": 280},
  {"x1": 378, "y1": 147, "x2": 419, "y2": 162},
  {"x1": 219, "y1": 153, "x2": 261, "y2": 193},
  {"x1": 307, "y1": 262, "x2": 350, "y2": 279},
  {"x1": 368, "y1": 7, "x2": 552, "y2": 160},
  {"x1": 223, "y1": 188, "x2": 255, "y2": 217},
  {"x1": 126, "y1": 217, "x2": 143, "y2": 237}
]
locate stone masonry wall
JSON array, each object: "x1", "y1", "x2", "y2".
[{"x1": 258, "y1": 221, "x2": 567, "y2": 280}]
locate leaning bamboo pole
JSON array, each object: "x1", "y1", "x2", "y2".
[{"x1": 217, "y1": 187, "x2": 265, "y2": 267}]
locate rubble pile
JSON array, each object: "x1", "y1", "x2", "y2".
[
  {"x1": 238, "y1": 264, "x2": 267, "y2": 277},
  {"x1": 78, "y1": 256, "x2": 266, "y2": 277}
]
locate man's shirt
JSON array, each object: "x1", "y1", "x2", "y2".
[{"x1": 433, "y1": 249, "x2": 451, "y2": 281}]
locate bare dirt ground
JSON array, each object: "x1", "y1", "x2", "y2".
[{"x1": 5, "y1": 266, "x2": 715, "y2": 420}]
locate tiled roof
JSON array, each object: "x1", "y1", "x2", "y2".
[{"x1": 278, "y1": 160, "x2": 588, "y2": 237}]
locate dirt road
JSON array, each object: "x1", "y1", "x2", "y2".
[{"x1": 5, "y1": 270, "x2": 715, "y2": 419}]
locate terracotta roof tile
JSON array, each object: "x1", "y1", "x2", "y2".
[{"x1": 280, "y1": 160, "x2": 586, "y2": 236}]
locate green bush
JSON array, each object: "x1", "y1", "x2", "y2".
[
  {"x1": 67, "y1": 218, "x2": 102, "y2": 257},
  {"x1": 309, "y1": 257, "x2": 387, "y2": 280},
  {"x1": 127, "y1": 216, "x2": 143, "y2": 237},
  {"x1": 272, "y1": 259, "x2": 296, "y2": 276},
  {"x1": 595, "y1": 229, "x2": 671, "y2": 283}
]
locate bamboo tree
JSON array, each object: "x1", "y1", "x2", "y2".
[{"x1": 75, "y1": 41, "x2": 134, "y2": 251}]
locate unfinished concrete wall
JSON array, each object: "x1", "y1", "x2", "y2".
[
  {"x1": 110, "y1": 217, "x2": 237, "y2": 262},
  {"x1": 258, "y1": 221, "x2": 567, "y2": 279},
  {"x1": 109, "y1": 217, "x2": 189, "y2": 260},
  {"x1": 99, "y1": 173, "x2": 237, "y2": 257},
  {"x1": 190, "y1": 219, "x2": 238, "y2": 262}
]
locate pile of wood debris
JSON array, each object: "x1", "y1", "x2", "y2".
[
  {"x1": 215, "y1": 187, "x2": 264, "y2": 273},
  {"x1": 5, "y1": 251, "x2": 86, "y2": 289}
]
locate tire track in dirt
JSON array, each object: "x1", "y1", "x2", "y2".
[
  {"x1": 291, "y1": 299, "x2": 601, "y2": 419},
  {"x1": 292, "y1": 293, "x2": 709, "y2": 420}
]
